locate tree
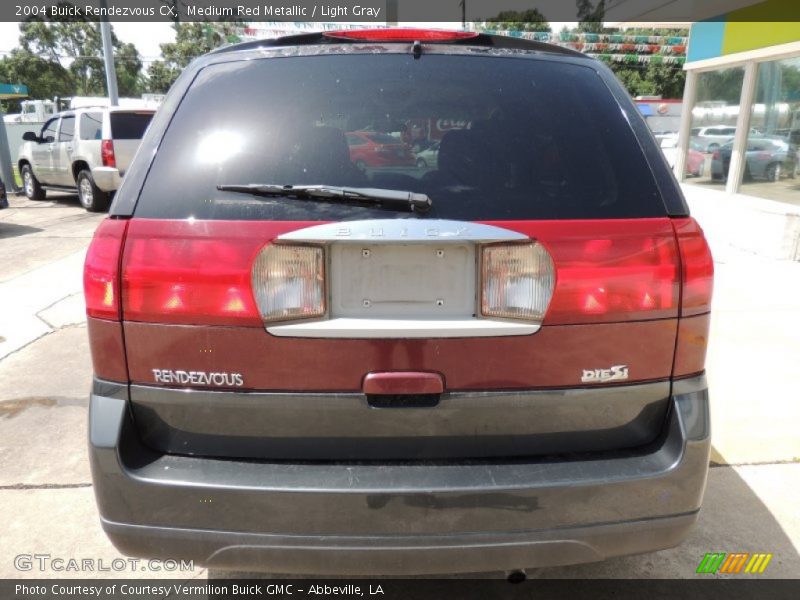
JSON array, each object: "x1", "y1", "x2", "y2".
[
  {"x1": 112, "y1": 42, "x2": 144, "y2": 96},
  {"x1": 18, "y1": 20, "x2": 143, "y2": 96},
  {"x1": 146, "y1": 60, "x2": 179, "y2": 95},
  {"x1": 483, "y1": 9, "x2": 551, "y2": 32},
  {"x1": 576, "y1": 0, "x2": 608, "y2": 34},
  {"x1": 0, "y1": 49, "x2": 75, "y2": 112},
  {"x1": 145, "y1": 22, "x2": 242, "y2": 93},
  {"x1": 643, "y1": 62, "x2": 686, "y2": 98}
]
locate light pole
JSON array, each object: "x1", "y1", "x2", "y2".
[{"x1": 99, "y1": 0, "x2": 119, "y2": 106}]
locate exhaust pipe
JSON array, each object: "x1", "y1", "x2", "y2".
[{"x1": 507, "y1": 570, "x2": 527, "y2": 584}]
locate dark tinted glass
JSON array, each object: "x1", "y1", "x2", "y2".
[
  {"x1": 110, "y1": 112, "x2": 153, "y2": 139},
  {"x1": 136, "y1": 54, "x2": 664, "y2": 220},
  {"x1": 80, "y1": 112, "x2": 103, "y2": 140}
]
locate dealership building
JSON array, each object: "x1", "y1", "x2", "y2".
[{"x1": 675, "y1": 4, "x2": 800, "y2": 210}]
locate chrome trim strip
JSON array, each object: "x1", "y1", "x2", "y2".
[
  {"x1": 267, "y1": 317, "x2": 539, "y2": 338},
  {"x1": 277, "y1": 219, "x2": 529, "y2": 243}
]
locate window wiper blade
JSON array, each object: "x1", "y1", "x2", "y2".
[{"x1": 216, "y1": 183, "x2": 432, "y2": 213}]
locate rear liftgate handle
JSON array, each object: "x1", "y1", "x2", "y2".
[{"x1": 362, "y1": 371, "x2": 444, "y2": 408}]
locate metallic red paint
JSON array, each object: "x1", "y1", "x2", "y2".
[
  {"x1": 122, "y1": 319, "x2": 678, "y2": 391},
  {"x1": 363, "y1": 371, "x2": 445, "y2": 395},
  {"x1": 673, "y1": 313, "x2": 711, "y2": 378},
  {"x1": 87, "y1": 317, "x2": 129, "y2": 382}
]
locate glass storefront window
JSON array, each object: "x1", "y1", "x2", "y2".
[
  {"x1": 741, "y1": 56, "x2": 800, "y2": 206},
  {"x1": 686, "y1": 67, "x2": 745, "y2": 186}
]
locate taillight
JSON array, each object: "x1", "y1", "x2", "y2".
[
  {"x1": 534, "y1": 220, "x2": 680, "y2": 325},
  {"x1": 101, "y1": 139, "x2": 116, "y2": 168},
  {"x1": 324, "y1": 29, "x2": 479, "y2": 42},
  {"x1": 252, "y1": 244, "x2": 326, "y2": 322},
  {"x1": 84, "y1": 218, "x2": 127, "y2": 320},
  {"x1": 121, "y1": 220, "x2": 265, "y2": 326},
  {"x1": 673, "y1": 217, "x2": 714, "y2": 316},
  {"x1": 481, "y1": 242, "x2": 555, "y2": 322}
]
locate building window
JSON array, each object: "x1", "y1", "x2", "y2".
[
  {"x1": 740, "y1": 55, "x2": 800, "y2": 205},
  {"x1": 687, "y1": 67, "x2": 745, "y2": 186}
]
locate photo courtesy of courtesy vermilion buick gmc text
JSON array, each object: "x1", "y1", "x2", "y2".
[{"x1": 83, "y1": 29, "x2": 714, "y2": 576}]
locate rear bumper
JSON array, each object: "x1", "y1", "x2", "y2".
[
  {"x1": 91, "y1": 167, "x2": 122, "y2": 192},
  {"x1": 89, "y1": 376, "x2": 710, "y2": 575}
]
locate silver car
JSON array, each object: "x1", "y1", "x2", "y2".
[{"x1": 17, "y1": 107, "x2": 154, "y2": 212}]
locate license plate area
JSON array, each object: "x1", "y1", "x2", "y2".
[{"x1": 330, "y1": 244, "x2": 476, "y2": 319}]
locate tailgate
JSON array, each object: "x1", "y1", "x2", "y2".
[{"x1": 120, "y1": 217, "x2": 682, "y2": 460}]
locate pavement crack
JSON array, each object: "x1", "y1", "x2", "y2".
[
  {"x1": 0, "y1": 482, "x2": 92, "y2": 490},
  {"x1": 710, "y1": 458, "x2": 800, "y2": 468}
]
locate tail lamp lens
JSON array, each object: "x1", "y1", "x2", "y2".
[
  {"x1": 673, "y1": 217, "x2": 714, "y2": 316},
  {"x1": 481, "y1": 242, "x2": 555, "y2": 322},
  {"x1": 252, "y1": 244, "x2": 325, "y2": 323},
  {"x1": 121, "y1": 220, "x2": 264, "y2": 326},
  {"x1": 101, "y1": 139, "x2": 116, "y2": 168},
  {"x1": 84, "y1": 218, "x2": 127, "y2": 320}
]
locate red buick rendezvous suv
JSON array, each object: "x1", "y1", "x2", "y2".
[{"x1": 84, "y1": 29, "x2": 713, "y2": 575}]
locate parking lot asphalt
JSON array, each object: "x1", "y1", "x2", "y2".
[{"x1": 0, "y1": 192, "x2": 798, "y2": 581}]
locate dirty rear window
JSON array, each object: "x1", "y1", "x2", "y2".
[
  {"x1": 135, "y1": 53, "x2": 665, "y2": 221},
  {"x1": 110, "y1": 112, "x2": 153, "y2": 140}
]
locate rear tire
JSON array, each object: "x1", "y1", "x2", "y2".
[
  {"x1": 765, "y1": 162, "x2": 781, "y2": 182},
  {"x1": 21, "y1": 165, "x2": 46, "y2": 200},
  {"x1": 77, "y1": 170, "x2": 110, "y2": 212},
  {"x1": 416, "y1": 158, "x2": 428, "y2": 168}
]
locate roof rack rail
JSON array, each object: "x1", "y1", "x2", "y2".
[{"x1": 211, "y1": 30, "x2": 587, "y2": 59}]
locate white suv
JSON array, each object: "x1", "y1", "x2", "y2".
[{"x1": 18, "y1": 107, "x2": 154, "y2": 211}]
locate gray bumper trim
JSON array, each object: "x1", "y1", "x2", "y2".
[
  {"x1": 101, "y1": 512, "x2": 699, "y2": 575},
  {"x1": 89, "y1": 375, "x2": 710, "y2": 574}
]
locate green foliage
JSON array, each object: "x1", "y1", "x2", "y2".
[
  {"x1": 618, "y1": 27, "x2": 689, "y2": 37},
  {"x1": 696, "y1": 68, "x2": 745, "y2": 104},
  {"x1": 18, "y1": 20, "x2": 143, "y2": 96},
  {"x1": 576, "y1": 0, "x2": 608, "y2": 34},
  {"x1": 605, "y1": 60, "x2": 686, "y2": 98},
  {"x1": 145, "y1": 22, "x2": 242, "y2": 93},
  {"x1": 484, "y1": 9, "x2": 551, "y2": 32},
  {"x1": 0, "y1": 49, "x2": 74, "y2": 112},
  {"x1": 0, "y1": 19, "x2": 144, "y2": 107}
]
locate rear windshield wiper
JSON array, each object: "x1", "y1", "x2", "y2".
[{"x1": 216, "y1": 183, "x2": 432, "y2": 213}]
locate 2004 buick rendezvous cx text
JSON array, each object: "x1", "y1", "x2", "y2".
[{"x1": 83, "y1": 29, "x2": 713, "y2": 575}]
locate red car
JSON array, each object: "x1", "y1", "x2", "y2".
[
  {"x1": 687, "y1": 142, "x2": 706, "y2": 177},
  {"x1": 346, "y1": 131, "x2": 415, "y2": 168}
]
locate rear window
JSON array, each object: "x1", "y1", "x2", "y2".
[
  {"x1": 135, "y1": 53, "x2": 664, "y2": 221},
  {"x1": 110, "y1": 112, "x2": 153, "y2": 140}
]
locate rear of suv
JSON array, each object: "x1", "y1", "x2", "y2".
[
  {"x1": 18, "y1": 107, "x2": 154, "y2": 212},
  {"x1": 85, "y1": 30, "x2": 714, "y2": 575}
]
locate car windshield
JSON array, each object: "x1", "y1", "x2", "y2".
[{"x1": 135, "y1": 52, "x2": 664, "y2": 221}]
